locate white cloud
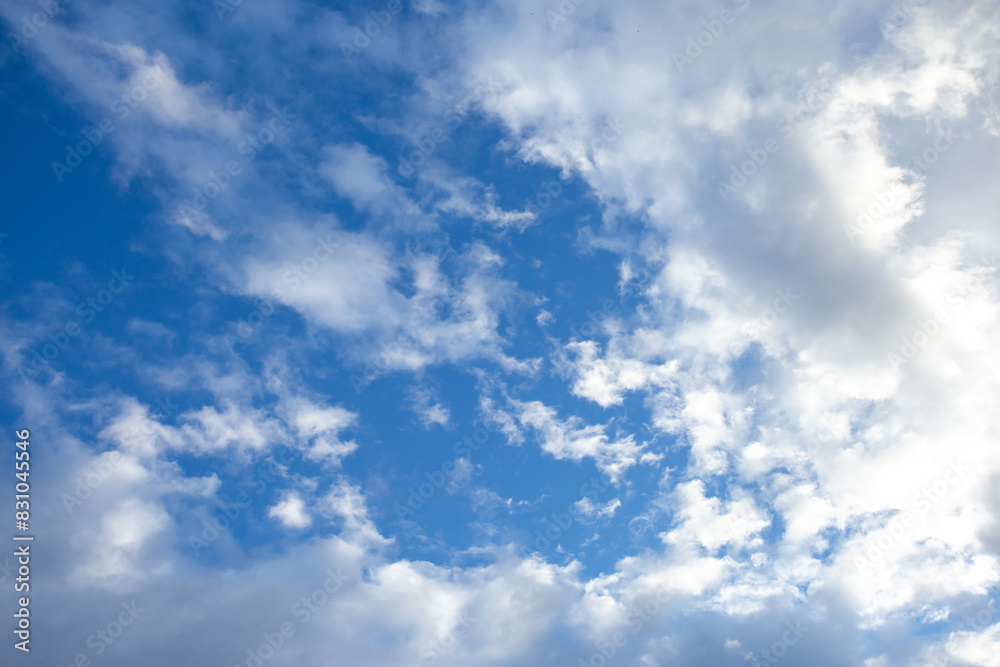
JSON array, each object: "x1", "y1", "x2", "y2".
[
  {"x1": 662, "y1": 480, "x2": 770, "y2": 554},
  {"x1": 69, "y1": 498, "x2": 173, "y2": 590},
  {"x1": 407, "y1": 385, "x2": 452, "y2": 428},
  {"x1": 242, "y1": 226, "x2": 525, "y2": 374},
  {"x1": 508, "y1": 399, "x2": 654, "y2": 483},
  {"x1": 268, "y1": 492, "x2": 312, "y2": 529},
  {"x1": 572, "y1": 496, "x2": 621, "y2": 520}
]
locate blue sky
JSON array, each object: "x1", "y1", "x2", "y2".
[{"x1": 2, "y1": 0, "x2": 1000, "y2": 665}]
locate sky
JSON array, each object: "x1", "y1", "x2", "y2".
[{"x1": 1, "y1": 0, "x2": 1000, "y2": 665}]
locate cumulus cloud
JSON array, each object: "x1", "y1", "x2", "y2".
[{"x1": 268, "y1": 492, "x2": 312, "y2": 529}]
